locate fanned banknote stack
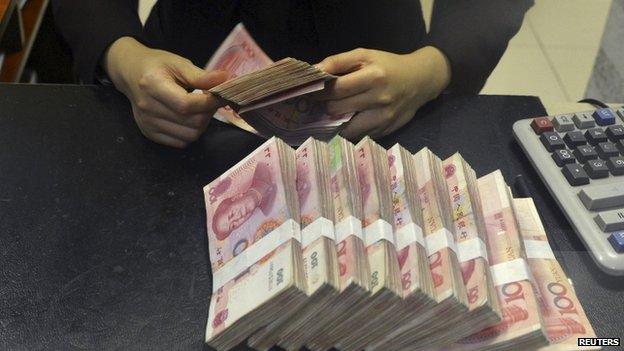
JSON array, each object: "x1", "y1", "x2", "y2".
[
  {"x1": 201, "y1": 23, "x2": 354, "y2": 145},
  {"x1": 448, "y1": 170, "x2": 549, "y2": 351},
  {"x1": 512, "y1": 197, "x2": 599, "y2": 351},
  {"x1": 203, "y1": 137, "x2": 596, "y2": 351},
  {"x1": 330, "y1": 137, "x2": 402, "y2": 351},
  {"x1": 306, "y1": 136, "x2": 371, "y2": 351},
  {"x1": 435, "y1": 154, "x2": 502, "y2": 345},
  {"x1": 388, "y1": 144, "x2": 437, "y2": 319},
  {"x1": 203, "y1": 137, "x2": 307, "y2": 350},
  {"x1": 247, "y1": 138, "x2": 340, "y2": 350}
]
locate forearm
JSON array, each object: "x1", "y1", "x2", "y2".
[
  {"x1": 51, "y1": 0, "x2": 145, "y2": 83},
  {"x1": 428, "y1": 0, "x2": 534, "y2": 93}
]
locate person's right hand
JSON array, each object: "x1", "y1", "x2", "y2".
[{"x1": 103, "y1": 37, "x2": 228, "y2": 148}]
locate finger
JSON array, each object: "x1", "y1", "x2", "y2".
[
  {"x1": 147, "y1": 97, "x2": 212, "y2": 128},
  {"x1": 369, "y1": 125, "x2": 388, "y2": 139},
  {"x1": 173, "y1": 62, "x2": 229, "y2": 91},
  {"x1": 316, "y1": 48, "x2": 369, "y2": 75},
  {"x1": 150, "y1": 117, "x2": 203, "y2": 142},
  {"x1": 149, "y1": 132, "x2": 189, "y2": 149},
  {"x1": 379, "y1": 120, "x2": 404, "y2": 137},
  {"x1": 379, "y1": 113, "x2": 414, "y2": 137},
  {"x1": 317, "y1": 68, "x2": 373, "y2": 101},
  {"x1": 325, "y1": 90, "x2": 387, "y2": 116},
  {"x1": 146, "y1": 71, "x2": 225, "y2": 115},
  {"x1": 339, "y1": 110, "x2": 382, "y2": 140}
]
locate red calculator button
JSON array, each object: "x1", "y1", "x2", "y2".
[{"x1": 531, "y1": 117, "x2": 554, "y2": 134}]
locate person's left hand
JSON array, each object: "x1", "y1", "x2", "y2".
[{"x1": 316, "y1": 46, "x2": 451, "y2": 140}]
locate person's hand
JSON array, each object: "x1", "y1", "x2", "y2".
[
  {"x1": 103, "y1": 37, "x2": 228, "y2": 148},
  {"x1": 316, "y1": 46, "x2": 451, "y2": 140}
]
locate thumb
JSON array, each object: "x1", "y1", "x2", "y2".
[
  {"x1": 193, "y1": 70, "x2": 229, "y2": 90},
  {"x1": 173, "y1": 59, "x2": 228, "y2": 90},
  {"x1": 316, "y1": 48, "x2": 368, "y2": 75}
]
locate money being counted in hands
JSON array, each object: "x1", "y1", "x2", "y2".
[
  {"x1": 204, "y1": 23, "x2": 272, "y2": 132},
  {"x1": 204, "y1": 23, "x2": 353, "y2": 145}
]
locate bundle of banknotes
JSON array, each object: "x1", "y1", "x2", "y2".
[
  {"x1": 199, "y1": 23, "x2": 354, "y2": 145},
  {"x1": 203, "y1": 136, "x2": 597, "y2": 351},
  {"x1": 209, "y1": 58, "x2": 334, "y2": 112}
]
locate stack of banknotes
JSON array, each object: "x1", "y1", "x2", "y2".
[
  {"x1": 209, "y1": 58, "x2": 334, "y2": 112},
  {"x1": 203, "y1": 136, "x2": 598, "y2": 351},
  {"x1": 200, "y1": 24, "x2": 354, "y2": 145}
]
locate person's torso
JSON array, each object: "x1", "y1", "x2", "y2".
[{"x1": 144, "y1": 0, "x2": 427, "y2": 68}]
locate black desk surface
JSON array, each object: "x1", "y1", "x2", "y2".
[{"x1": 1, "y1": 84, "x2": 623, "y2": 350}]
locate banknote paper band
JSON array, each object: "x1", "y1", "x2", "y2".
[
  {"x1": 212, "y1": 219, "x2": 300, "y2": 291},
  {"x1": 363, "y1": 219, "x2": 395, "y2": 246},
  {"x1": 489, "y1": 258, "x2": 531, "y2": 286},
  {"x1": 523, "y1": 240, "x2": 556, "y2": 260},
  {"x1": 335, "y1": 215, "x2": 363, "y2": 243},
  {"x1": 395, "y1": 222, "x2": 425, "y2": 250},
  {"x1": 457, "y1": 238, "x2": 489, "y2": 263},
  {"x1": 301, "y1": 217, "x2": 335, "y2": 247},
  {"x1": 425, "y1": 228, "x2": 457, "y2": 256}
]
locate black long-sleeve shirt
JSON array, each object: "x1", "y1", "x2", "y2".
[{"x1": 51, "y1": 0, "x2": 533, "y2": 93}]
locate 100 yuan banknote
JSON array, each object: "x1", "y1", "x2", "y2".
[
  {"x1": 204, "y1": 23, "x2": 353, "y2": 141},
  {"x1": 443, "y1": 155, "x2": 491, "y2": 310},
  {"x1": 204, "y1": 137, "x2": 294, "y2": 274},
  {"x1": 388, "y1": 145, "x2": 429, "y2": 298},
  {"x1": 513, "y1": 198, "x2": 598, "y2": 350},
  {"x1": 204, "y1": 23, "x2": 272, "y2": 132},
  {"x1": 452, "y1": 171, "x2": 547, "y2": 350}
]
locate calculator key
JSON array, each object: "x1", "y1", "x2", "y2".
[
  {"x1": 617, "y1": 140, "x2": 624, "y2": 154},
  {"x1": 540, "y1": 132, "x2": 565, "y2": 152},
  {"x1": 562, "y1": 163, "x2": 590, "y2": 186},
  {"x1": 594, "y1": 209, "x2": 624, "y2": 232},
  {"x1": 593, "y1": 108, "x2": 617, "y2": 126},
  {"x1": 531, "y1": 117, "x2": 554, "y2": 134},
  {"x1": 573, "y1": 145, "x2": 598, "y2": 163},
  {"x1": 616, "y1": 108, "x2": 624, "y2": 122},
  {"x1": 608, "y1": 232, "x2": 624, "y2": 253},
  {"x1": 585, "y1": 128, "x2": 608, "y2": 145},
  {"x1": 551, "y1": 149, "x2": 575, "y2": 167},
  {"x1": 578, "y1": 183, "x2": 624, "y2": 210},
  {"x1": 573, "y1": 113, "x2": 596, "y2": 129},
  {"x1": 606, "y1": 125, "x2": 624, "y2": 142},
  {"x1": 583, "y1": 159, "x2": 609, "y2": 179},
  {"x1": 607, "y1": 156, "x2": 624, "y2": 175},
  {"x1": 552, "y1": 114, "x2": 575, "y2": 132},
  {"x1": 563, "y1": 131, "x2": 587, "y2": 148},
  {"x1": 596, "y1": 142, "x2": 620, "y2": 159}
]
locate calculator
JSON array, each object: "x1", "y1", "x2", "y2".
[{"x1": 513, "y1": 107, "x2": 624, "y2": 275}]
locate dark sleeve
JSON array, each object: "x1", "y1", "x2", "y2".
[
  {"x1": 426, "y1": 0, "x2": 534, "y2": 94},
  {"x1": 51, "y1": 0, "x2": 145, "y2": 83}
]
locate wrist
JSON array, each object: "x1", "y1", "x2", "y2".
[
  {"x1": 406, "y1": 46, "x2": 452, "y2": 100},
  {"x1": 102, "y1": 37, "x2": 147, "y2": 93}
]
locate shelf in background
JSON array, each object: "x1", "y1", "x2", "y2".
[{"x1": 0, "y1": 0, "x2": 48, "y2": 82}]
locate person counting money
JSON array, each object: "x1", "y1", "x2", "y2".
[{"x1": 52, "y1": 1, "x2": 532, "y2": 148}]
